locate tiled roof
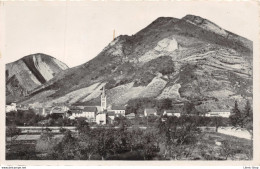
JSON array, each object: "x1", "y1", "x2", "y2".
[
  {"x1": 164, "y1": 110, "x2": 174, "y2": 114},
  {"x1": 71, "y1": 109, "x2": 82, "y2": 113},
  {"x1": 145, "y1": 108, "x2": 157, "y2": 113},
  {"x1": 111, "y1": 105, "x2": 125, "y2": 110},
  {"x1": 126, "y1": 113, "x2": 135, "y2": 117},
  {"x1": 52, "y1": 107, "x2": 66, "y2": 114},
  {"x1": 83, "y1": 106, "x2": 97, "y2": 112},
  {"x1": 210, "y1": 110, "x2": 230, "y2": 112},
  {"x1": 107, "y1": 111, "x2": 115, "y2": 116}
]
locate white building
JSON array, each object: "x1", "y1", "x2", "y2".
[
  {"x1": 6, "y1": 103, "x2": 17, "y2": 113},
  {"x1": 144, "y1": 108, "x2": 157, "y2": 117},
  {"x1": 82, "y1": 107, "x2": 97, "y2": 122},
  {"x1": 50, "y1": 106, "x2": 69, "y2": 115},
  {"x1": 111, "y1": 106, "x2": 125, "y2": 117},
  {"x1": 205, "y1": 110, "x2": 231, "y2": 118},
  {"x1": 126, "y1": 113, "x2": 135, "y2": 119},
  {"x1": 96, "y1": 113, "x2": 106, "y2": 125},
  {"x1": 163, "y1": 110, "x2": 181, "y2": 117},
  {"x1": 69, "y1": 106, "x2": 97, "y2": 122}
]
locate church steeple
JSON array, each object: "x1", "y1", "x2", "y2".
[{"x1": 101, "y1": 86, "x2": 107, "y2": 111}]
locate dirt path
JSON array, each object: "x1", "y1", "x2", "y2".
[{"x1": 218, "y1": 127, "x2": 251, "y2": 140}]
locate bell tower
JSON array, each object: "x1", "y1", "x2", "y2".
[{"x1": 101, "y1": 86, "x2": 107, "y2": 111}]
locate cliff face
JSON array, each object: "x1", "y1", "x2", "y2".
[
  {"x1": 6, "y1": 53, "x2": 68, "y2": 103},
  {"x1": 16, "y1": 15, "x2": 253, "y2": 110}
]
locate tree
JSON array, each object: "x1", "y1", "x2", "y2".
[
  {"x1": 52, "y1": 130, "x2": 80, "y2": 160},
  {"x1": 6, "y1": 125, "x2": 21, "y2": 144},
  {"x1": 76, "y1": 117, "x2": 90, "y2": 135},
  {"x1": 230, "y1": 100, "x2": 252, "y2": 131},
  {"x1": 229, "y1": 100, "x2": 253, "y2": 157},
  {"x1": 142, "y1": 132, "x2": 158, "y2": 160},
  {"x1": 96, "y1": 129, "x2": 117, "y2": 160},
  {"x1": 183, "y1": 102, "x2": 197, "y2": 115},
  {"x1": 243, "y1": 100, "x2": 253, "y2": 140},
  {"x1": 212, "y1": 117, "x2": 224, "y2": 132},
  {"x1": 157, "y1": 99, "x2": 172, "y2": 113},
  {"x1": 78, "y1": 129, "x2": 99, "y2": 160},
  {"x1": 157, "y1": 115, "x2": 200, "y2": 160},
  {"x1": 114, "y1": 116, "x2": 130, "y2": 130}
]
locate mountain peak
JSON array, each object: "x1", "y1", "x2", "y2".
[
  {"x1": 6, "y1": 53, "x2": 69, "y2": 103},
  {"x1": 182, "y1": 14, "x2": 227, "y2": 36}
]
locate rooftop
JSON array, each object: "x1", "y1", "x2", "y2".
[
  {"x1": 51, "y1": 107, "x2": 66, "y2": 114},
  {"x1": 209, "y1": 110, "x2": 230, "y2": 112},
  {"x1": 107, "y1": 111, "x2": 115, "y2": 116},
  {"x1": 111, "y1": 105, "x2": 125, "y2": 110},
  {"x1": 83, "y1": 106, "x2": 97, "y2": 112},
  {"x1": 126, "y1": 113, "x2": 135, "y2": 116},
  {"x1": 145, "y1": 108, "x2": 157, "y2": 113}
]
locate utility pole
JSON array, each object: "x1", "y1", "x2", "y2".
[{"x1": 113, "y1": 29, "x2": 115, "y2": 40}]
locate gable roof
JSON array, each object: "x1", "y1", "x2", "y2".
[
  {"x1": 209, "y1": 110, "x2": 230, "y2": 112},
  {"x1": 70, "y1": 109, "x2": 82, "y2": 114},
  {"x1": 126, "y1": 113, "x2": 135, "y2": 117},
  {"x1": 83, "y1": 106, "x2": 97, "y2": 112},
  {"x1": 69, "y1": 106, "x2": 84, "y2": 110},
  {"x1": 111, "y1": 105, "x2": 125, "y2": 110},
  {"x1": 164, "y1": 110, "x2": 174, "y2": 114},
  {"x1": 52, "y1": 107, "x2": 66, "y2": 114},
  {"x1": 107, "y1": 111, "x2": 115, "y2": 116},
  {"x1": 145, "y1": 108, "x2": 157, "y2": 113}
]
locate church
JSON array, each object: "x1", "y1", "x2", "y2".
[{"x1": 96, "y1": 86, "x2": 126, "y2": 125}]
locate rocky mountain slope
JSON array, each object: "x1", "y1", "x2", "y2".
[
  {"x1": 6, "y1": 53, "x2": 68, "y2": 103},
  {"x1": 13, "y1": 15, "x2": 253, "y2": 110}
]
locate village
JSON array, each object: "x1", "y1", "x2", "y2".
[
  {"x1": 6, "y1": 87, "x2": 231, "y2": 126},
  {"x1": 6, "y1": 84, "x2": 254, "y2": 161}
]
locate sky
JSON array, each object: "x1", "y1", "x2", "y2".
[{"x1": 2, "y1": 1, "x2": 259, "y2": 67}]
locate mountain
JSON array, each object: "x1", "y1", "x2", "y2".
[
  {"x1": 13, "y1": 15, "x2": 253, "y2": 110},
  {"x1": 6, "y1": 53, "x2": 68, "y2": 103}
]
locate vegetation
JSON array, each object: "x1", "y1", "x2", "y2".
[
  {"x1": 6, "y1": 100, "x2": 253, "y2": 160},
  {"x1": 6, "y1": 110, "x2": 45, "y2": 126},
  {"x1": 229, "y1": 100, "x2": 253, "y2": 139},
  {"x1": 125, "y1": 98, "x2": 173, "y2": 115}
]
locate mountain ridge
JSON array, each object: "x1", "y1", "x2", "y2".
[
  {"x1": 7, "y1": 14, "x2": 253, "y2": 111},
  {"x1": 6, "y1": 53, "x2": 69, "y2": 103}
]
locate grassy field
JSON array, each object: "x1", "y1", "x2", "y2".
[{"x1": 190, "y1": 132, "x2": 252, "y2": 160}]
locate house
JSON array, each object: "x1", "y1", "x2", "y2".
[
  {"x1": 126, "y1": 113, "x2": 135, "y2": 119},
  {"x1": 68, "y1": 106, "x2": 97, "y2": 122},
  {"x1": 205, "y1": 110, "x2": 231, "y2": 118},
  {"x1": 17, "y1": 105, "x2": 29, "y2": 111},
  {"x1": 111, "y1": 105, "x2": 125, "y2": 117},
  {"x1": 139, "y1": 114, "x2": 145, "y2": 118},
  {"x1": 38, "y1": 108, "x2": 48, "y2": 117},
  {"x1": 82, "y1": 107, "x2": 97, "y2": 122},
  {"x1": 96, "y1": 113, "x2": 106, "y2": 125},
  {"x1": 50, "y1": 106, "x2": 69, "y2": 118},
  {"x1": 144, "y1": 108, "x2": 157, "y2": 117},
  {"x1": 69, "y1": 108, "x2": 82, "y2": 120},
  {"x1": 6, "y1": 103, "x2": 17, "y2": 113},
  {"x1": 107, "y1": 111, "x2": 115, "y2": 120},
  {"x1": 107, "y1": 111, "x2": 116, "y2": 124},
  {"x1": 163, "y1": 110, "x2": 181, "y2": 117}
]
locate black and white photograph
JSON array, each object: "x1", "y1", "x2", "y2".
[{"x1": 1, "y1": 0, "x2": 259, "y2": 164}]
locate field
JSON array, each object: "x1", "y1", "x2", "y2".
[{"x1": 6, "y1": 129, "x2": 252, "y2": 160}]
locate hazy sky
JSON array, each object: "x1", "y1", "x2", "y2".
[{"x1": 2, "y1": 1, "x2": 258, "y2": 67}]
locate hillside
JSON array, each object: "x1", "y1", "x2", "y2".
[
  {"x1": 12, "y1": 15, "x2": 253, "y2": 110},
  {"x1": 6, "y1": 53, "x2": 68, "y2": 103}
]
